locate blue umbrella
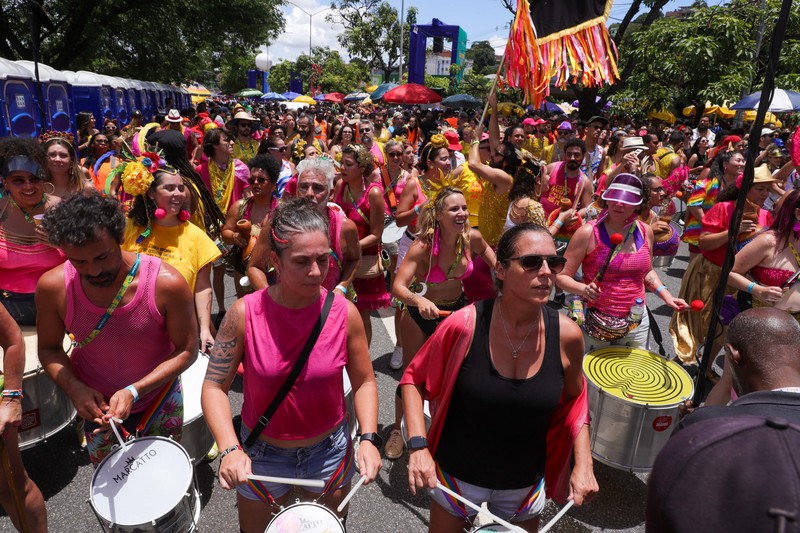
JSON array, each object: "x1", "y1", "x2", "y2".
[
  {"x1": 313, "y1": 93, "x2": 326, "y2": 102},
  {"x1": 370, "y1": 83, "x2": 399, "y2": 101},
  {"x1": 730, "y1": 89, "x2": 800, "y2": 112},
  {"x1": 282, "y1": 91, "x2": 301, "y2": 100},
  {"x1": 260, "y1": 92, "x2": 287, "y2": 101},
  {"x1": 344, "y1": 92, "x2": 370, "y2": 102},
  {"x1": 536, "y1": 101, "x2": 565, "y2": 114},
  {"x1": 571, "y1": 96, "x2": 613, "y2": 111},
  {"x1": 441, "y1": 94, "x2": 483, "y2": 108}
]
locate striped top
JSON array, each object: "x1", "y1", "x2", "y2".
[{"x1": 681, "y1": 176, "x2": 722, "y2": 246}]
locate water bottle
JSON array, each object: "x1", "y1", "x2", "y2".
[
  {"x1": 568, "y1": 295, "x2": 585, "y2": 326},
  {"x1": 629, "y1": 298, "x2": 645, "y2": 322}
]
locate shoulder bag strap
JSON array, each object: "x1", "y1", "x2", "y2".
[
  {"x1": 647, "y1": 306, "x2": 667, "y2": 357},
  {"x1": 244, "y1": 290, "x2": 336, "y2": 448}
]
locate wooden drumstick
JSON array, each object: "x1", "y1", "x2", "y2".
[
  {"x1": 337, "y1": 474, "x2": 367, "y2": 512},
  {"x1": 539, "y1": 500, "x2": 575, "y2": 533},
  {"x1": 0, "y1": 436, "x2": 30, "y2": 533},
  {"x1": 247, "y1": 474, "x2": 326, "y2": 489},
  {"x1": 435, "y1": 482, "x2": 525, "y2": 533}
]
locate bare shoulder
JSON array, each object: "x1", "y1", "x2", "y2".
[
  {"x1": 155, "y1": 260, "x2": 192, "y2": 298},
  {"x1": 37, "y1": 263, "x2": 66, "y2": 295}
]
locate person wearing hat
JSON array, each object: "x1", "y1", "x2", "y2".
[
  {"x1": 542, "y1": 120, "x2": 574, "y2": 163},
  {"x1": 521, "y1": 118, "x2": 550, "y2": 160},
  {"x1": 164, "y1": 109, "x2": 197, "y2": 163},
  {"x1": 122, "y1": 109, "x2": 144, "y2": 140},
  {"x1": 557, "y1": 173, "x2": 686, "y2": 350},
  {"x1": 653, "y1": 130, "x2": 688, "y2": 197},
  {"x1": 444, "y1": 130, "x2": 465, "y2": 169},
  {"x1": 669, "y1": 164, "x2": 779, "y2": 369},
  {"x1": 231, "y1": 111, "x2": 260, "y2": 163},
  {"x1": 593, "y1": 136, "x2": 644, "y2": 195},
  {"x1": 582, "y1": 116, "x2": 608, "y2": 183}
]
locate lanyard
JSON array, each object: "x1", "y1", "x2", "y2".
[{"x1": 77, "y1": 254, "x2": 141, "y2": 349}]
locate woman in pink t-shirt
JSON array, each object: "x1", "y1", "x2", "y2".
[{"x1": 202, "y1": 199, "x2": 381, "y2": 533}]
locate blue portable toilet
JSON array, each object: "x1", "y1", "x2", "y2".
[
  {"x1": 0, "y1": 57, "x2": 40, "y2": 138},
  {"x1": 103, "y1": 75, "x2": 130, "y2": 125},
  {"x1": 15, "y1": 61, "x2": 74, "y2": 135},
  {"x1": 130, "y1": 80, "x2": 151, "y2": 122},
  {"x1": 124, "y1": 79, "x2": 137, "y2": 120},
  {"x1": 71, "y1": 70, "x2": 113, "y2": 125}
]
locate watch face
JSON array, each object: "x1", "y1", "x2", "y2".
[{"x1": 408, "y1": 436, "x2": 427, "y2": 450}]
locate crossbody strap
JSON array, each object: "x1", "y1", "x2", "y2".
[{"x1": 244, "y1": 290, "x2": 336, "y2": 448}]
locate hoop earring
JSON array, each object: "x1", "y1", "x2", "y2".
[{"x1": 43, "y1": 182, "x2": 56, "y2": 195}]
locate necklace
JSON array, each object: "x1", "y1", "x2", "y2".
[
  {"x1": 497, "y1": 301, "x2": 538, "y2": 359},
  {"x1": 10, "y1": 196, "x2": 47, "y2": 224},
  {"x1": 745, "y1": 198, "x2": 761, "y2": 212}
]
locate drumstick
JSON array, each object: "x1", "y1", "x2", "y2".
[
  {"x1": 437, "y1": 310, "x2": 452, "y2": 317},
  {"x1": 594, "y1": 233, "x2": 624, "y2": 284},
  {"x1": 108, "y1": 418, "x2": 129, "y2": 453},
  {"x1": 435, "y1": 482, "x2": 525, "y2": 533},
  {"x1": 0, "y1": 436, "x2": 30, "y2": 533},
  {"x1": 336, "y1": 474, "x2": 366, "y2": 512},
  {"x1": 539, "y1": 500, "x2": 575, "y2": 533},
  {"x1": 247, "y1": 474, "x2": 326, "y2": 489}
]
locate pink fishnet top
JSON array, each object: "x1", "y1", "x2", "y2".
[
  {"x1": 65, "y1": 255, "x2": 175, "y2": 413},
  {"x1": 242, "y1": 288, "x2": 348, "y2": 439},
  {"x1": 582, "y1": 220, "x2": 652, "y2": 318}
]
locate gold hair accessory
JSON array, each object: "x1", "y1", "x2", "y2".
[
  {"x1": 40, "y1": 130, "x2": 75, "y2": 146},
  {"x1": 429, "y1": 134, "x2": 448, "y2": 150},
  {"x1": 393, "y1": 135, "x2": 408, "y2": 144},
  {"x1": 293, "y1": 139, "x2": 307, "y2": 163}
]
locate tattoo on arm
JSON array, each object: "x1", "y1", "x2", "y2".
[
  {"x1": 644, "y1": 272, "x2": 658, "y2": 290},
  {"x1": 204, "y1": 314, "x2": 239, "y2": 385}
]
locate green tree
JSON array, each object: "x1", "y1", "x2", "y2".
[
  {"x1": 267, "y1": 60, "x2": 293, "y2": 94},
  {"x1": 466, "y1": 41, "x2": 498, "y2": 76},
  {"x1": 295, "y1": 47, "x2": 370, "y2": 94},
  {"x1": 0, "y1": 0, "x2": 284, "y2": 84}
]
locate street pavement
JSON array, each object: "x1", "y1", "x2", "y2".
[{"x1": 0, "y1": 237, "x2": 691, "y2": 532}]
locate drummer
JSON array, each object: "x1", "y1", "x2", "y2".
[
  {"x1": 557, "y1": 173, "x2": 687, "y2": 351},
  {"x1": 0, "y1": 304, "x2": 47, "y2": 532},
  {"x1": 36, "y1": 193, "x2": 198, "y2": 464},
  {"x1": 202, "y1": 199, "x2": 381, "y2": 532},
  {"x1": 401, "y1": 223, "x2": 597, "y2": 532},
  {"x1": 640, "y1": 173, "x2": 680, "y2": 260},
  {"x1": 246, "y1": 158, "x2": 361, "y2": 296}
]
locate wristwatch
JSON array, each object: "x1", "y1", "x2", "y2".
[
  {"x1": 408, "y1": 436, "x2": 428, "y2": 451},
  {"x1": 359, "y1": 432, "x2": 383, "y2": 448}
]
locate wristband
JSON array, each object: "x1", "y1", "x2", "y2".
[
  {"x1": 220, "y1": 444, "x2": 243, "y2": 459},
  {"x1": 655, "y1": 285, "x2": 667, "y2": 295},
  {"x1": 747, "y1": 281, "x2": 756, "y2": 294},
  {"x1": 125, "y1": 384, "x2": 139, "y2": 403},
  {"x1": 471, "y1": 140, "x2": 480, "y2": 145},
  {"x1": 414, "y1": 204, "x2": 420, "y2": 215},
  {"x1": 335, "y1": 284, "x2": 347, "y2": 294},
  {"x1": 553, "y1": 219, "x2": 564, "y2": 228},
  {"x1": 1, "y1": 389, "x2": 23, "y2": 399}
]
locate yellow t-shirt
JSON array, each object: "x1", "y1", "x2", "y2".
[
  {"x1": 457, "y1": 164, "x2": 484, "y2": 228},
  {"x1": 233, "y1": 138, "x2": 259, "y2": 163},
  {"x1": 122, "y1": 221, "x2": 221, "y2": 291},
  {"x1": 478, "y1": 179, "x2": 511, "y2": 247}
]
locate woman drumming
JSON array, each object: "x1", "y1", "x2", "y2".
[
  {"x1": 0, "y1": 138, "x2": 64, "y2": 325},
  {"x1": 557, "y1": 174, "x2": 686, "y2": 351},
  {"x1": 202, "y1": 199, "x2": 382, "y2": 533},
  {"x1": 401, "y1": 223, "x2": 598, "y2": 532},
  {"x1": 335, "y1": 144, "x2": 390, "y2": 344},
  {"x1": 221, "y1": 154, "x2": 280, "y2": 295},
  {"x1": 387, "y1": 187, "x2": 496, "y2": 459},
  {"x1": 121, "y1": 157, "x2": 221, "y2": 351},
  {"x1": 41, "y1": 132, "x2": 92, "y2": 197},
  {"x1": 669, "y1": 165, "x2": 778, "y2": 367},
  {"x1": 728, "y1": 188, "x2": 800, "y2": 319}
]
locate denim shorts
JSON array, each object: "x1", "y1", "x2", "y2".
[
  {"x1": 431, "y1": 472, "x2": 546, "y2": 522},
  {"x1": 237, "y1": 420, "x2": 354, "y2": 501}
]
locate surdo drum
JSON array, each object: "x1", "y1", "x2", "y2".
[
  {"x1": 583, "y1": 347, "x2": 693, "y2": 471},
  {"x1": 180, "y1": 352, "x2": 214, "y2": 464},
  {"x1": 89, "y1": 436, "x2": 200, "y2": 532},
  {"x1": 265, "y1": 501, "x2": 346, "y2": 533}
]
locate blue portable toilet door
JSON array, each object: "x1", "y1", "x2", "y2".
[
  {"x1": 4, "y1": 81, "x2": 38, "y2": 137},
  {"x1": 47, "y1": 83, "x2": 72, "y2": 133},
  {"x1": 100, "y1": 86, "x2": 114, "y2": 121},
  {"x1": 127, "y1": 89, "x2": 136, "y2": 117},
  {"x1": 115, "y1": 88, "x2": 128, "y2": 125}
]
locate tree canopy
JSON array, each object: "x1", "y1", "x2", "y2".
[
  {"x1": 466, "y1": 41, "x2": 498, "y2": 76},
  {"x1": 265, "y1": 47, "x2": 370, "y2": 95},
  {"x1": 0, "y1": 0, "x2": 284, "y2": 86}
]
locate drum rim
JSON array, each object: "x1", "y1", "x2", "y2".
[
  {"x1": 266, "y1": 501, "x2": 344, "y2": 532},
  {"x1": 89, "y1": 435, "x2": 194, "y2": 524},
  {"x1": 583, "y1": 347, "x2": 694, "y2": 406}
]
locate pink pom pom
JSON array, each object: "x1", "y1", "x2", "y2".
[
  {"x1": 735, "y1": 173, "x2": 743, "y2": 189},
  {"x1": 178, "y1": 209, "x2": 191, "y2": 222},
  {"x1": 610, "y1": 233, "x2": 624, "y2": 245},
  {"x1": 154, "y1": 208, "x2": 166, "y2": 220},
  {"x1": 691, "y1": 300, "x2": 704, "y2": 311}
]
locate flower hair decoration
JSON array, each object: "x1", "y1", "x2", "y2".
[
  {"x1": 429, "y1": 134, "x2": 448, "y2": 150},
  {"x1": 40, "y1": 130, "x2": 76, "y2": 146},
  {"x1": 293, "y1": 139, "x2": 307, "y2": 163}
]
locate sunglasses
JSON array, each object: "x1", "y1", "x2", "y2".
[
  {"x1": 508, "y1": 254, "x2": 567, "y2": 273},
  {"x1": 94, "y1": 139, "x2": 109, "y2": 145},
  {"x1": 360, "y1": 128, "x2": 372, "y2": 133},
  {"x1": 248, "y1": 176, "x2": 273, "y2": 184},
  {"x1": 7, "y1": 175, "x2": 44, "y2": 187},
  {"x1": 387, "y1": 152, "x2": 403, "y2": 158},
  {"x1": 268, "y1": 146, "x2": 287, "y2": 152}
]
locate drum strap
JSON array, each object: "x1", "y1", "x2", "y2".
[
  {"x1": 510, "y1": 476, "x2": 545, "y2": 520},
  {"x1": 435, "y1": 464, "x2": 469, "y2": 519},
  {"x1": 244, "y1": 290, "x2": 335, "y2": 448},
  {"x1": 647, "y1": 306, "x2": 667, "y2": 357},
  {"x1": 381, "y1": 167, "x2": 398, "y2": 210}
]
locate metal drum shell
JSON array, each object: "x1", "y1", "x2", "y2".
[
  {"x1": 180, "y1": 352, "x2": 214, "y2": 465},
  {"x1": 651, "y1": 222, "x2": 681, "y2": 269}
]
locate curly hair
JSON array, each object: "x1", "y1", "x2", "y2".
[
  {"x1": 44, "y1": 191, "x2": 126, "y2": 246},
  {"x1": 341, "y1": 144, "x2": 374, "y2": 176},
  {"x1": 509, "y1": 157, "x2": 545, "y2": 203},
  {"x1": 269, "y1": 197, "x2": 329, "y2": 256},
  {"x1": 248, "y1": 154, "x2": 282, "y2": 183},
  {"x1": 415, "y1": 187, "x2": 469, "y2": 252},
  {"x1": 0, "y1": 137, "x2": 46, "y2": 178}
]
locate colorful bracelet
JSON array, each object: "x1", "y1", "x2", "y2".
[
  {"x1": 471, "y1": 140, "x2": 480, "y2": 145},
  {"x1": 414, "y1": 205, "x2": 420, "y2": 215},
  {"x1": 1, "y1": 389, "x2": 23, "y2": 399},
  {"x1": 553, "y1": 219, "x2": 564, "y2": 228},
  {"x1": 125, "y1": 384, "x2": 139, "y2": 403},
  {"x1": 655, "y1": 285, "x2": 667, "y2": 294},
  {"x1": 335, "y1": 284, "x2": 347, "y2": 294},
  {"x1": 220, "y1": 444, "x2": 243, "y2": 459},
  {"x1": 747, "y1": 281, "x2": 756, "y2": 294}
]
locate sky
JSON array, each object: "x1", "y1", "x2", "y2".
[{"x1": 265, "y1": 0, "x2": 730, "y2": 65}]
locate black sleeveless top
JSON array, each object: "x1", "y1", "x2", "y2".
[{"x1": 435, "y1": 299, "x2": 564, "y2": 489}]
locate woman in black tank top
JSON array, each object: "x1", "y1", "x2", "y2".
[{"x1": 401, "y1": 223, "x2": 598, "y2": 532}]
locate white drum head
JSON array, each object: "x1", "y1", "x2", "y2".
[
  {"x1": 382, "y1": 221, "x2": 405, "y2": 243},
  {"x1": 472, "y1": 524, "x2": 513, "y2": 532},
  {"x1": 90, "y1": 436, "x2": 193, "y2": 526},
  {"x1": 266, "y1": 502, "x2": 344, "y2": 533},
  {"x1": 181, "y1": 352, "x2": 209, "y2": 422},
  {"x1": 0, "y1": 326, "x2": 71, "y2": 374}
]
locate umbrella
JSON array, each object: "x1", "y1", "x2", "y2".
[
  {"x1": 370, "y1": 83, "x2": 399, "y2": 101},
  {"x1": 260, "y1": 92, "x2": 287, "y2": 101},
  {"x1": 570, "y1": 96, "x2": 612, "y2": 111},
  {"x1": 441, "y1": 94, "x2": 482, "y2": 109},
  {"x1": 383, "y1": 83, "x2": 442, "y2": 105},
  {"x1": 344, "y1": 92, "x2": 370, "y2": 102},
  {"x1": 648, "y1": 109, "x2": 676, "y2": 123},
  {"x1": 366, "y1": 84, "x2": 379, "y2": 93},
  {"x1": 496, "y1": 102, "x2": 525, "y2": 117},
  {"x1": 313, "y1": 93, "x2": 326, "y2": 102},
  {"x1": 282, "y1": 91, "x2": 301, "y2": 100},
  {"x1": 235, "y1": 88, "x2": 263, "y2": 98},
  {"x1": 325, "y1": 92, "x2": 345, "y2": 103},
  {"x1": 534, "y1": 101, "x2": 565, "y2": 114},
  {"x1": 730, "y1": 89, "x2": 800, "y2": 112},
  {"x1": 744, "y1": 110, "x2": 782, "y2": 127},
  {"x1": 293, "y1": 95, "x2": 316, "y2": 105}
]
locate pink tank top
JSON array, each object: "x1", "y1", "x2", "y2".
[
  {"x1": 65, "y1": 255, "x2": 175, "y2": 413},
  {"x1": 322, "y1": 204, "x2": 344, "y2": 291},
  {"x1": 242, "y1": 288, "x2": 348, "y2": 439},
  {"x1": 0, "y1": 230, "x2": 65, "y2": 293},
  {"x1": 582, "y1": 220, "x2": 652, "y2": 318}
]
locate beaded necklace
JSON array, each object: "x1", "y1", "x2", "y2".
[{"x1": 9, "y1": 195, "x2": 47, "y2": 224}]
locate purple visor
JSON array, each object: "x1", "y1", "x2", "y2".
[{"x1": 601, "y1": 174, "x2": 643, "y2": 206}]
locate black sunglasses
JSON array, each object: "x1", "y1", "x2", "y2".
[
  {"x1": 248, "y1": 176, "x2": 274, "y2": 184},
  {"x1": 508, "y1": 254, "x2": 567, "y2": 273}
]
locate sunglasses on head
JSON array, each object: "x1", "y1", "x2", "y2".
[{"x1": 508, "y1": 254, "x2": 567, "y2": 273}]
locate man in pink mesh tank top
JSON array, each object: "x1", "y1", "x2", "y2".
[{"x1": 35, "y1": 193, "x2": 198, "y2": 464}]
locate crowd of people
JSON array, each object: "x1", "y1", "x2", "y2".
[{"x1": 0, "y1": 91, "x2": 799, "y2": 531}]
